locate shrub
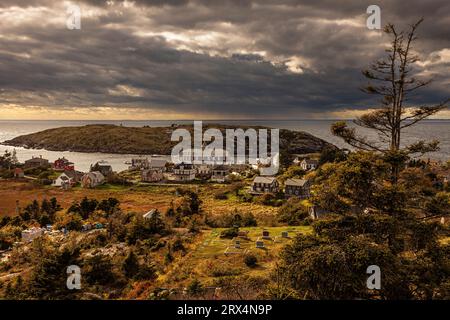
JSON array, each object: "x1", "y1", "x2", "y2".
[
  {"x1": 214, "y1": 192, "x2": 228, "y2": 200},
  {"x1": 220, "y1": 227, "x2": 239, "y2": 239},
  {"x1": 186, "y1": 278, "x2": 204, "y2": 296},
  {"x1": 83, "y1": 254, "x2": 115, "y2": 285},
  {"x1": 172, "y1": 238, "x2": 185, "y2": 252},
  {"x1": 277, "y1": 198, "x2": 309, "y2": 225},
  {"x1": 244, "y1": 254, "x2": 258, "y2": 268}
]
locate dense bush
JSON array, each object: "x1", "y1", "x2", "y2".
[
  {"x1": 206, "y1": 211, "x2": 257, "y2": 228},
  {"x1": 220, "y1": 227, "x2": 239, "y2": 239},
  {"x1": 277, "y1": 198, "x2": 309, "y2": 225},
  {"x1": 126, "y1": 211, "x2": 166, "y2": 244},
  {"x1": 186, "y1": 278, "x2": 204, "y2": 296},
  {"x1": 244, "y1": 254, "x2": 258, "y2": 268}
]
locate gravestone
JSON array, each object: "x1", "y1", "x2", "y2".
[
  {"x1": 238, "y1": 230, "x2": 248, "y2": 237},
  {"x1": 256, "y1": 240, "x2": 264, "y2": 248},
  {"x1": 262, "y1": 230, "x2": 270, "y2": 239},
  {"x1": 281, "y1": 231, "x2": 289, "y2": 238},
  {"x1": 234, "y1": 240, "x2": 241, "y2": 249}
]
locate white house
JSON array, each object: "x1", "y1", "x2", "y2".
[
  {"x1": 21, "y1": 227, "x2": 46, "y2": 242},
  {"x1": 211, "y1": 165, "x2": 229, "y2": 183},
  {"x1": 173, "y1": 163, "x2": 196, "y2": 181},
  {"x1": 81, "y1": 171, "x2": 105, "y2": 188},
  {"x1": 196, "y1": 164, "x2": 211, "y2": 175},
  {"x1": 53, "y1": 171, "x2": 83, "y2": 187},
  {"x1": 300, "y1": 159, "x2": 319, "y2": 171}
]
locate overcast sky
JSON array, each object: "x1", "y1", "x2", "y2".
[{"x1": 0, "y1": 0, "x2": 448, "y2": 120}]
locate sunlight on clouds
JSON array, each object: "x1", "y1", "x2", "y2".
[
  {"x1": 0, "y1": 105, "x2": 227, "y2": 120},
  {"x1": 1, "y1": 104, "x2": 449, "y2": 121},
  {"x1": 108, "y1": 85, "x2": 144, "y2": 97},
  {"x1": 417, "y1": 49, "x2": 450, "y2": 67},
  {"x1": 285, "y1": 56, "x2": 310, "y2": 74}
]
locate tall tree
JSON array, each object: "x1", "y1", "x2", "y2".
[{"x1": 332, "y1": 19, "x2": 448, "y2": 181}]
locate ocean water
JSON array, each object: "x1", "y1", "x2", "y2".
[{"x1": 0, "y1": 119, "x2": 449, "y2": 172}]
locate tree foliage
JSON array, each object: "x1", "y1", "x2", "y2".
[{"x1": 331, "y1": 19, "x2": 448, "y2": 182}]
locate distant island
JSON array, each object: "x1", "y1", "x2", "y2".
[{"x1": 1, "y1": 124, "x2": 335, "y2": 159}]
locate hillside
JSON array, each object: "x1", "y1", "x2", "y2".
[{"x1": 2, "y1": 124, "x2": 335, "y2": 157}]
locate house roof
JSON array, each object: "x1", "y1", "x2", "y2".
[
  {"x1": 212, "y1": 165, "x2": 229, "y2": 171},
  {"x1": 25, "y1": 157, "x2": 48, "y2": 163},
  {"x1": 285, "y1": 178, "x2": 309, "y2": 187},
  {"x1": 92, "y1": 161, "x2": 112, "y2": 169},
  {"x1": 253, "y1": 176, "x2": 277, "y2": 184},
  {"x1": 149, "y1": 158, "x2": 167, "y2": 168},
  {"x1": 302, "y1": 159, "x2": 319, "y2": 165},
  {"x1": 64, "y1": 170, "x2": 84, "y2": 179},
  {"x1": 143, "y1": 209, "x2": 157, "y2": 219},
  {"x1": 84, "y1": 171, "x2": 105, "y2": 180},
  {"x1": 98, "y1": 164, "x2": 112, "y2": 169},
  {"x1": 174, "y1": 162, "x2": 194, "y2": 170}
]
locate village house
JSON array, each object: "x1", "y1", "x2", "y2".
[
  {"x1": 173, "y1": 163, "x2": 196, "y2": 181},
  {"x1": 53, "y1": 171, "x2": 84, "y2": 188},
  {"x1": 148, "y1": 158, "x2": 168, "y2": 171},
  {"x1": 300, "y1": 159, "x2": 319, "y2": 171},
  {"x1": 81, "y1": 171, "x2": 105, "y2": 188},
  {"x1": 293, "y1": 157, "x2": 302, "y2": 165},
  {"x1": 284, "y1": 178, "x2": 311, "y2": 198},
  {"x1": 21, "y1": 227, "x2": 46, "y2": 242},
  {"x1": 141, "y1": 168, "x2": 164, "y2": 182},
  {"x1": 251, "y1": 176, "x2": 279, "y2": 194},
  {"x1": 129, "y1": 157, "x2": 149, "y2": 170},
  {"x1": 90, "y1": 162, "x2": 113, "y2": 177},
  {"x1": 53, "y1": 157, "x2": 74, "y2": 171},
  {"x1": 195, "y1": 164, "x2": 212, "y2": 179},
  {"x1": 211, "y1": 165, "x2": 230, "y2": 183},
  {"x1": 14, "y1": 168, "x2": 24, "y2": 178},
  {"x1": 23, "y1": 156, "x2": 50, "y2": 169}
]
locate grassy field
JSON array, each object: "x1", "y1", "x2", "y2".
[
  {"x1": 0, "y1": 180, "x2": 278, "y2": 221},
  {"x1": 159, "y1": 226, "x2": 312, "y2": 288},
  {"x1": 193, "y1": 226, "x2": 312, "y2": 259}
]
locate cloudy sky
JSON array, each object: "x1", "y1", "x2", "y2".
[{"x1": 0, "y1": 0, "x2": 448, "y2": 120}]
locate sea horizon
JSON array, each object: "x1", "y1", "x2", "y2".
[{"x1": 0, "y1": 119, "x2": 449, "y2": 172}]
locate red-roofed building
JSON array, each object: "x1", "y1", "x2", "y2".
[{"x1": 54, "y1": 157, "x2": 75, "y2": 171}]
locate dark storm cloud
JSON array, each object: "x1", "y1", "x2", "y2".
[{"x1": 0, "y1": 0, "x2": 448, "y2": 118}]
